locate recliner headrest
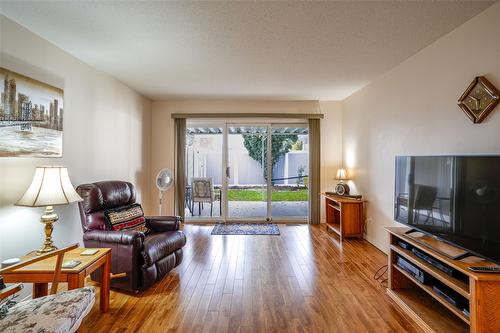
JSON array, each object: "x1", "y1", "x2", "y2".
[{"x1": 76, "y1": 181, "x2": 136, "y2": 214}]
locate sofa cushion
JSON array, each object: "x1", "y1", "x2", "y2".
[
  {"x1": 104, "y1": 203, "x2": 147, "y2": 233},
  {"x1": 142, "y1": 231, "x2": 186, "y2": 267},
  {"x1": 0, "y1": 287, "x2": 95, "y2": 333}
]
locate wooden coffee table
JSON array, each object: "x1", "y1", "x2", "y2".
[{"x1": 2, "y1": 247, "x2": 111, "y2": 312}]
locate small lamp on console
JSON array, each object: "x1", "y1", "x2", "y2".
[
  {"x1": 15, "y1": 166, "x2": 82, "y2": 255},
  {"x1": 334, "y1": 168, "x2": 351, "y2": 195}
]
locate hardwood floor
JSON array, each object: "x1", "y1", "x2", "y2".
[{"x1": 82, "y1": 224, "x2": 419, "y2": 333}]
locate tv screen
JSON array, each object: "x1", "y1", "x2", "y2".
[{"x1": 394, "y1": 155, "x2": 500, "y2": 264}]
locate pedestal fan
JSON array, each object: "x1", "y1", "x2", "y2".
[{"x1": 156, "y1": 168, "x2": 174, "y2": 215}]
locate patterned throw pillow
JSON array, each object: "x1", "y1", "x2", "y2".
[{"x1": 104, "y1": 204, "x2": 148, "y2": 233}]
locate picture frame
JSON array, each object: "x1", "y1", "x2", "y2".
[{"x1": 0, "y1": 67, "x2": 64, "y2": 157}]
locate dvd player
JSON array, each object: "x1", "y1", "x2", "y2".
[
  {"x1": 432, "y1": 284, "x2": 468, "y2": 311},
  {"x1": 396, "y1": 256, "x2": 428, "y2": 284},
  {"x1": 397, "y1": 240, "x2": 412, "y2": 251},
  {"x1": 411, "y1": 248, "x2": 454, "y2": 276}
]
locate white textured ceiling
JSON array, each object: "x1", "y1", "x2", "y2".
[{"x1": 0, "y1": 1, "x2": 495, "y2": 101}]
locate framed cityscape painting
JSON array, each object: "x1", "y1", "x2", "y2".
[{"x1": 0, "y1": 67, "x2": 63, "y2": 157}]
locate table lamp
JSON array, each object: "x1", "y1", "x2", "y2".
[
  {"x1": 334, "y1": 168, "x2": 351, "y2": 195},
  {"x1": 15, "y1": 166, "x2": 83, "y2": 254},
  {"x1": 335, "y1": 168, "x2": 349, "y2": 181}
]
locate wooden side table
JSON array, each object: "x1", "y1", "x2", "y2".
[
  {"x1": 323, "y1": 194, "x2": 364, "y2": 241},
  {"x1": 2, "y1": 247, "x2": 111, "y2": 313}
]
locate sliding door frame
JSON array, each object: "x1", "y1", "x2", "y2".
[
  {"x1": 185, "y1": 120, "x2": 225, "y2": 223},
  {"x1": 224, "y1": 122, "x2": 272, "y2": 222},
  {"x1": 184, "y1": 119, "x2": 311, "y2": 223},
  {"x1": 270, "y1": 123, "x2": 310, "y2": 222}
]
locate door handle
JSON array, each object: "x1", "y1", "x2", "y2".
[{"x1": 226, "y1": 167, "x2": 230, "y2": 178}]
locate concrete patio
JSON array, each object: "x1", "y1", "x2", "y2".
[{"x1": 185, "y1": 201, "x2": 308, "y2": 220}]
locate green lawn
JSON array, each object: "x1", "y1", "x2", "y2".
[{"x1": 227, "y1": 189, "x2": 308, "y2": 201}]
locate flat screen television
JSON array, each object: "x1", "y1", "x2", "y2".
[{"x1": 394, "y1": 155, "x2": 500, "y2": 264}]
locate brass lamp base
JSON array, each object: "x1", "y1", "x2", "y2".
[{"x1": 36, "y1": 206, "x2": 59, "y2": 255}]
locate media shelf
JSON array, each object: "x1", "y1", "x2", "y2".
[
  {"x1": 387, "y1": 287, "x2": 469, "y2": 333},
  {"x1": 386, "y1": 227, "x2": 500, "y2": 333},
  {"x1": 392, "y1": 264, "x2": 470, "y2": 325},
  {"x1": 390, "y1": 245, "x2": 469, "y2": 298}
]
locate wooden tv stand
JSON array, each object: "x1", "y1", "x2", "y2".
[
  {"x1": 324, "y1": 194, "x2": 364, "y2": 241},
  {"x1": 386, "y1": 227, "x2": 500, "y2": 333}
]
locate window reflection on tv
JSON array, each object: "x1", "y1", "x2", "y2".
[{"x1": 394, "y1": 155, "x2": 500, "y2": 264}]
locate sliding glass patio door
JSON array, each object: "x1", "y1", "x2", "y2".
[
  {"x1": 270, "y1": 124, "x2": 309, "y2": 220},
  {"x1": 185, "y1": 121, "x2": 309, "y2": 222},
  {"x1": 185, "y1": 122, "x2": 224, "y2": 219},
  {"x1": 226, "y1": 125, "x2": 269, "y2": 221}
]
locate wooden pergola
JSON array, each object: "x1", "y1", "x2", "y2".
[{"x1": 186, "y1": 126, "x2": 309, "y2": 135}]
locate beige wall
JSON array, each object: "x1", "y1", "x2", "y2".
[
  {"x1": 319, "y1": 101, "x2": 344, "y2": 220},
  {"x1": 0, "y1": 16, "x2": 152, "y2": 262},
  {"x1": 342, "y1": 3, "x2": 500, "y2": 252},
  {"x1": 150, "y1": 100, "x2": 343, "y2": 220}
]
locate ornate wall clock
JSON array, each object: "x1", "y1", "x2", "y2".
[{"x1": 458, "y1": 76, "x2": 500, "y2": 123}]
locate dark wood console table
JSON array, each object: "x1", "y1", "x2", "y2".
[{"x1": 323, "y1": 194, "x2": 364, "y2": 241}]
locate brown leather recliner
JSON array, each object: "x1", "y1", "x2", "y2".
[{"x1": 76, "y1": 181, "x2": 185, "y2": 292}]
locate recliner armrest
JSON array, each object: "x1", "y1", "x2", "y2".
[
  {"x1": 82, "y1": 229, "x2": 144, "y2": 291},
  {"x1": 83, "y1": 230, "x2": 145, "y2": 246},
  {"x1": 145, "y1": 216, "x2": 182, "y2": 232}
]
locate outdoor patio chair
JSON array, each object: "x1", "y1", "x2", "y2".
[
  {"x1": 412, "y1": 184, "x2": 438, "y2": 224},
  {"x1": 191, "y1": 177, "x2": 220, "y2": 216}
]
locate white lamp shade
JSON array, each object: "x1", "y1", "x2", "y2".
[
  {"x1": 16, "y1": 166, "x2": 83, "y2": 207},
  {"x1": 335, "y1": 168, "x2": 349, "y2": 180}
]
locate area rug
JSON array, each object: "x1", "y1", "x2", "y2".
[{"x1": 211, "y1": 223, "x2": 280, "y2": 235}]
